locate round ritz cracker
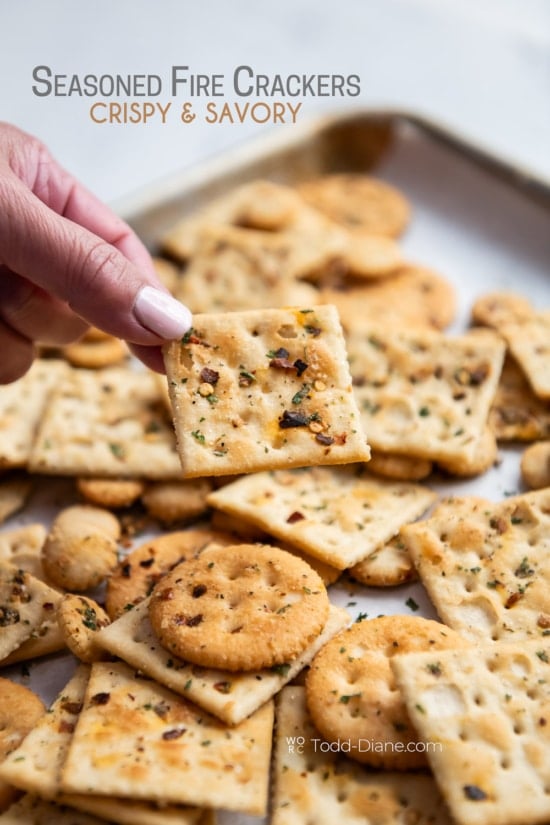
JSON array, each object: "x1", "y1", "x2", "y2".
[
  {"x1": 305, "y1": 615, "x2": 469, "y2": 770},
  {"x1": 57, "y1": 594, "x2": 110, "y2": 663},
  {"x1": 0, "y1": 678, "x2": 45, "y2": 811},
  {"x1": 297, "y1": 173, "x2": 410, "y2": 238},
  {"x1": 148, "y1": 543, "x2": 330, "y2": 672},
  {"x1": 105, "y1": 527, "x2": 234, "y2": 619}
]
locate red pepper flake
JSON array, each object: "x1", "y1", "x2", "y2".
[
  {"x1": 332, "y1": 433, "x2": 348, "y2": 445},
  {"x1": 162, "y1": 727, "x2": 186, "y2": 740},
  {"x1": 192, "y1": 584, "x2": 207, "y2": 598},
  {"x1": 59, "y1": 720, "x2": 75, "y2": 734},
  {"x1": 200, "y1": 367, "x2": 219, "y2": 385},
  {"x1": 294, "y1": 359, "x2": 309, "y2": 377},
  {"x1": 42, "y1": 602, "x2": 55, "y2": 611},
  {"x1": 279, "y1": 410, "x2": 309, "y2": 429},
  {"x1": 175, "y1": 613, "x2": 204, "y2": 627},
  {"x1": 139, "y1": 557, "x2": 155, "y2": 569},
  {"x1": 213, "y1": 681, "x2": 232, "y2": 694},
  {"x1": 90, "y1": 692, "x2": 111, "y2": 706},
  {"x1": 159, "y1": 588, "x2": 175, "y2": 601},
  {"x1": 287, "y1": 511, "x2": 305, "y2": 524},
  {"x1": 61, "y1": 701, "x2": 83, "y2": 715},
  {"x1": 121, "y1": 563, "x2": 131, "y2": 578},
  {"x1": 315, "y1": 433, "x2": 335, "y2": 446},
  {"x1": 304, "y1": 325, "x2": 322, "y2": 337},
  {"x1": 505, "y1": 591, "x2": 523, "y2": 609}
]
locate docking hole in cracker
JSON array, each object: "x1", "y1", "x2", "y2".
[{"x1": 148, "y1": 543, "x2": 330, "y2": 671}]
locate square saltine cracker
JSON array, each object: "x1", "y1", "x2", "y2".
[{"x1": 163, "y1": 306, "x2": 370, "y2": 477}]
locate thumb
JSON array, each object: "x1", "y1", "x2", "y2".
[{"x1": 0, "y1": 175, "x2": 191, "y2": 345}]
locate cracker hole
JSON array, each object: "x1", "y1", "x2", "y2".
[
  {"x1": 473, "y1": 694, "x2": 484, "y2": 706},
  {"x1": 337, "y1": 792, "x2": 348, "y2": 803},
  {"x1": 277, "y1": 324, "x2": 298, "y2": 339},
  {"x1": 458, "y1": 730, "x2": 467, "y2": 741},
  {"x1": 513, "y1": 723, "x2": 524, "y2": 735},
  {"x1": 500, "y1": 756, "x2": 512, "y2": 769}
]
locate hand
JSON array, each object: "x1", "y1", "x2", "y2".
[{"x1": 0, "y1": 122, "x2": 191, "y2": 383}]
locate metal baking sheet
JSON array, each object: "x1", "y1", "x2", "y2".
[{"x1": 2, "y1": 109, "x2": 550, "y2": 824}]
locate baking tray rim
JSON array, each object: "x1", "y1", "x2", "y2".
[{"x1": 111, "y1": 106, "x2": 550, "y2": 224}]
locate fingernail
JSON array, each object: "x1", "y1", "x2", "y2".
[{"x1": 134, "y1": 286, "x2": 192, "y2": 340}]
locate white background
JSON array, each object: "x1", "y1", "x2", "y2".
[{"x1": 1, "y1": 0, "x2": 549, "y2": 205}]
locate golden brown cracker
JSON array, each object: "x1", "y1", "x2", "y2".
[
  {"x1": 305, "y1": 615, "x2": 468, "y2": 769},
  {"x1": 0, "y1": 679, "x2": 45, "y2": 812},
  {"x1": 489, "y1": 356, "x2": 550, "y2": 442},
  {"x1": 105, "y1": 528, "x2": 233, "y2": 619},
  {"x1": 148, "y1": 543, "x2": 329, "y2": 671},
  {"x1": 76, "y1": 478, "x2": 145, "y2": 509},
  {"x1": 57, "y1": 595, "x2": 110, "y2": 663},
  {"x1": 520, "y1": 441, "x2": 550, "y2": 490},
  {"x1": 141, "y1": 479, "x2": 212, "y2": 524},
  {"x1": 348, "y1": 532, "x2": 418, "y2": 587}
]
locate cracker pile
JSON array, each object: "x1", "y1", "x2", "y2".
[{"x1": 0, "y1": 171, "x2": 549, "y2": 824}]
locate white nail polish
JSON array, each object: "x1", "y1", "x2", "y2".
[{"x1": 134, "y1": 286, "x2": 192, "y2": 340}]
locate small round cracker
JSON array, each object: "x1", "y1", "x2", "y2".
[
  {"x1": 57, "y1": 594, "x2": 110, "y2": 663},
  {"x1": 471, "y1": 291, "x2": 533, "y2": 329},
  {"x1": 141, "y1": 479, "x2": 212, "y2": 525},
  {"x1": 42, "y1": 505, "x2": 120, "y2": 591},
  {"x1": 298, "y1": 174, "x2": 410, "y2": 238},
  {"x1": 105, "y1": 528, "x2": 234, "y2": 619},
  {"x1": 63, "y1": 330, "x2": 128, "y2": 368},
  {"x1": 348, "y1": 534, "x2": 417, "y2": 587},
  {"x1": 148, "y1": 543, "x2": 330, "y2": 671},
  {"x1": 368, "y1": 451, "x2": 433, "y2": 481},
  {"x1": 521, "y1": 441, "x2": 550, "y2": 490},
  {"x1": 306, "y1": 615, "x2": 468, "y2": 769},
  {"x1": 0, "y1": 678, "x2": 45, "y2": 811},
  {"x1": 77, "y1": 478, "x2": 145, "y2": 509}
]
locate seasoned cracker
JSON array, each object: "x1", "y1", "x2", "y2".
[
  {"x1": 0, "y1": 524, "x2": 47, "y2": 582},
  {"x1": 268, "y1": 539, "x2": 341, "y2": 586},
  {"x1": 95, "y1": 597, "x2": 349, "y2": 725},
  {"x1": 393, "y1": 640, "x2": 550, "y2": 825},
  {"x1": 0, "y1": 562, "x2": 61, "y2": 662},
  {"x1": 175, "y1": 225, "x2": 321, "y2": 313},
  {"x1": 42, "y1": 506, "x2": 120, "y2": 592},
  {"x1": 148, "y1": 544, "x2": 329, "y2": 671},
  {"x1": 0, "y1": 667, "x2": 206, "y2": 825},
  {"x1": 57, "y1": 595, "x2": 110, "y2": 663},
  {"x1": 162, "y1": 179, "x2": 303, "y2": 259},
  {"x1": 0, "y1": 360, "x2": 68, "y2": 469},
  {"x1": 163, "y1": 306, "x2": 370, "y2": 477},
  {"x1": 500, "y1": 312, "x2": 550, "y2": 400},
  {"x1": 105, "y1": 528, "x2": 233, "y2": 619},
  {"x1": 0, "y1": 679, "x2": 45, "y2": 812},
  {"x1": 348, "y1": 531, "x2": 417, "y2": 587},
  {"x1": 322, "y1": 265, "x2": 456, "y2": 331},
  {"x1": 60, "y1": 661, "x2": 273, "y2": 815},
  {"x1": 401, "y1": 488, "x2": 550, "y2": 643},
  {"x1": 0, "y1": 666, "x2": 90, "y2": 799},
  {"x1": 141, "y1": 479, "x2": 212, "y2": 524},
  {"x1": 489, "y1": 356, "x2": 550, "y2": 441},
  {"x1": 29, "y1": 368, "x2": 183, "y2": 480},
  {"x1": 62, "y1": 330, "x2": 128, "y2": 369},
  {"x1": 272, "y1": 685, "x2": 453, "y2": 825},
  {"x1": 0, "y1": 475, "x2": 33, "y2": 524},
  {"x1": 368, "y1": 451, "x2": 433, "y2": 481},
  {"x1": 306, "y1": 616, "x2": 468, "y2": 769},
  {"x1": 471, "y1": 290, "x2": 533, "y2": 328},
  {"x1": 297, "y1": 173, "x2": 410, "y2": 238},
  {"x1": 437, "y1": 427, "x2": 498, "y2": 477},
  {"x1": 207, "y1": 467, "x2": 436, "y2": 570},
  {"x1": 521, "y1": 441, "x2": 550, "y2": 490},
  {"x1": 76, "y1": 478, "x2": 145, "y2": 509},
  {"x1": 347, "y1": 324, "x2": 505, "y2": 465}
]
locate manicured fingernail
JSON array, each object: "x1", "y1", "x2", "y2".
[{"x1": 134, "y1": 286, "x2": 192, "y2": 340}]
